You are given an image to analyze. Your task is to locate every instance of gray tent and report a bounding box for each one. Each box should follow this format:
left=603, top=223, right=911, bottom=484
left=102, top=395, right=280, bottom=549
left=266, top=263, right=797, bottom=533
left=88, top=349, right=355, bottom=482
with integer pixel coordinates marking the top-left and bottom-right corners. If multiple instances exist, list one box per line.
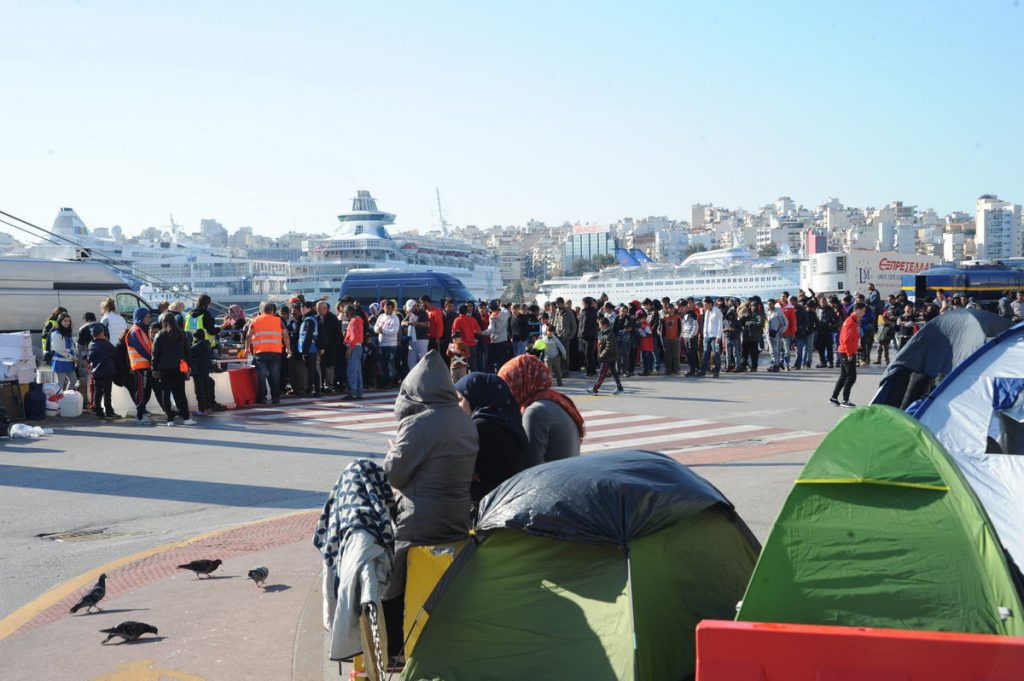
left=873, top=309, right=1012, bottom=409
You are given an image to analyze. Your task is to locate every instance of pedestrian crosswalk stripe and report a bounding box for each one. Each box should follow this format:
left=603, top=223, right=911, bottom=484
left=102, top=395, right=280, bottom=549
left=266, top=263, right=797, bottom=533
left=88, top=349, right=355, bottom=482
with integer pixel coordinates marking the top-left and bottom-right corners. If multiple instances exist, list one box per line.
left=581, top=424, right=767, bottom=453
left=231, top=394, right=820, bottom=462
left=584, top=419, right=711, bottom=439
left=583, top=414, right=663, bottom=427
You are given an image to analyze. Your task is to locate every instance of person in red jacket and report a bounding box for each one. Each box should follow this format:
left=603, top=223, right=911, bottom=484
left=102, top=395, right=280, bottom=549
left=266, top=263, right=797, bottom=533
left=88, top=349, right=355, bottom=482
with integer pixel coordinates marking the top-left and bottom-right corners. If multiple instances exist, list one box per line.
left=780, top=292, right=798, bottom=371
left=451, top=303, right=480, bottom=354
left=830, top=302, right=867, bottom=408
left=420, top=295, right=444, bottom=352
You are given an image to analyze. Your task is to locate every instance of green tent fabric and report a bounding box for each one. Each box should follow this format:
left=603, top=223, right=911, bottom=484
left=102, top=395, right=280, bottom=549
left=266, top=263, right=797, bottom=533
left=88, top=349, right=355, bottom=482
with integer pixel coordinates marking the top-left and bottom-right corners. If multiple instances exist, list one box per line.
left=400, top=450, right=760, bottom=681
left=737, top=405, right=1024, bottom=635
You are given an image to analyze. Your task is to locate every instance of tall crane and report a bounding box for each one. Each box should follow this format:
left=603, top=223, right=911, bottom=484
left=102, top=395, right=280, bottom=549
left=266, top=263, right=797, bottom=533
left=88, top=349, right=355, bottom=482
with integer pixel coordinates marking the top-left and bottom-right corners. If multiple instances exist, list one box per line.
left=435, top=187, right=450, bottom=237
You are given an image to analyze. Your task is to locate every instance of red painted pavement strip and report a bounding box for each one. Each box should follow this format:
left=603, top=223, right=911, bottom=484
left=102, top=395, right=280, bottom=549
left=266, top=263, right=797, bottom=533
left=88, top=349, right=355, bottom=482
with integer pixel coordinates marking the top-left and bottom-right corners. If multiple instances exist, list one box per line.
left=14, top=509, right=319, bottom=637
left=667, top=433, right=824, bottom=466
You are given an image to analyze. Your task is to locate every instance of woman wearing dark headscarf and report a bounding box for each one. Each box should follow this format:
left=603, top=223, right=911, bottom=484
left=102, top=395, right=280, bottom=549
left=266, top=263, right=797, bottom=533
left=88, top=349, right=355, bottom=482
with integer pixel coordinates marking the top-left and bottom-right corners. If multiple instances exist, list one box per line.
left=454, top=372, right=532, bottom=502
left=498, top=354, right=585, bottom=466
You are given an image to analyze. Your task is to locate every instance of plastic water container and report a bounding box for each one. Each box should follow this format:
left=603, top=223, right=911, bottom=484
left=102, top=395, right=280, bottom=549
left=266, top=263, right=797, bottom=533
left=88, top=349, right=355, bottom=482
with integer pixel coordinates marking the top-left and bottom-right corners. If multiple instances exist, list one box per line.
left=43, top=383, right=61, bottom=415
left=24, top=389, right=46, bottom=420
left=59, top=390, right=83, bottom=417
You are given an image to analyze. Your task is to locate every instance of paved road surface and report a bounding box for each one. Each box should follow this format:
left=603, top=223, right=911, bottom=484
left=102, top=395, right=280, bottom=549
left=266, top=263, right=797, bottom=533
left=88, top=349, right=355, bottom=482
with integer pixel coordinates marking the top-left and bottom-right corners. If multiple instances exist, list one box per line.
left=0, top=364, right=881, bottom=619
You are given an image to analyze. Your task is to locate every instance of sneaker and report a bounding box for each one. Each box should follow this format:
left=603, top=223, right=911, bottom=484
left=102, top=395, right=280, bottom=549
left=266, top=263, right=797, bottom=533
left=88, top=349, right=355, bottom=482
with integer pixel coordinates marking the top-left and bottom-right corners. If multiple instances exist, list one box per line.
left=829, top=397, right=840, bottom=406
left=841, top=401, right=856, bottom=408
left=105, top=412, right=121, bottom=419
left=590, top=387, right=599, bottom=394
left=613, top=388, right=624, bottom=394
left=138, top=414, right=154, bottom=425
left=166, top=420, right=176, bottom=427
left=182, top=419, right=198, bottom=426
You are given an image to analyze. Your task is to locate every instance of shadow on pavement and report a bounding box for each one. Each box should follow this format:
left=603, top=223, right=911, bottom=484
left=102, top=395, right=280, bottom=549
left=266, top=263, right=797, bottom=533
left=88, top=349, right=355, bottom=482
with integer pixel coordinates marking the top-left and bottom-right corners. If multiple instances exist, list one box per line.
left=262, top=584, right=291, bottom=593
left=0, top=464, right=326, bottom=508
left=53, top=429, right=379, bottom=458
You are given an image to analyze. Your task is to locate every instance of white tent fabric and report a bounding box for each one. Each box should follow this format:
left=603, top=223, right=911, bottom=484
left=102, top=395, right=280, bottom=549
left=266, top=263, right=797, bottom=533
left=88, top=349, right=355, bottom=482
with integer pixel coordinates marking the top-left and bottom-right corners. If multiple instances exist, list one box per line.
left=915, top=324, right=1024, bottom=573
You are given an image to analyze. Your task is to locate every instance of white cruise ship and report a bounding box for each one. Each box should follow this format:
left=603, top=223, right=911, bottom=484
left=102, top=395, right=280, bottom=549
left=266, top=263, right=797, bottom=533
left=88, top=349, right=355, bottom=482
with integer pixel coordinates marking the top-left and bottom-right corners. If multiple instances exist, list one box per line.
left=287, top=190, right=503, bottom=301
left=25, top=208, right=289, bottom=310
left=536, top=247, right=802, bottom=305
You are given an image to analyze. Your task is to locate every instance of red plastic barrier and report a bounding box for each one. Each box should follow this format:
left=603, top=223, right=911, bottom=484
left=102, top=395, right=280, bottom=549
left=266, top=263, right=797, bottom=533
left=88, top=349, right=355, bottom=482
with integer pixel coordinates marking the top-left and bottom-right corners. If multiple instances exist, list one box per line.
left=227, top=367, right=258, bottom=407
left=696, top=620, right=1024, bottom=681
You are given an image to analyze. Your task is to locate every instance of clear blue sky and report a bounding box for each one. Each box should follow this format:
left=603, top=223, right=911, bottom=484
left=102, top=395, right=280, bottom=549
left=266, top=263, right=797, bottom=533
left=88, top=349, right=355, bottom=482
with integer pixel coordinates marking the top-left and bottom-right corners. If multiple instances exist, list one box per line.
left=1, top=1, right=1021, bottom=238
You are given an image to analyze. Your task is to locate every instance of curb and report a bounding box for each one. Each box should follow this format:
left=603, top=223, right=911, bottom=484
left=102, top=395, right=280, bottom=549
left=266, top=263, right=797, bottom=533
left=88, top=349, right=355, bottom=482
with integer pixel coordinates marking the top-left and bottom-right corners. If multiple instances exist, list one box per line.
left=0, top=508, right=318, bottom=642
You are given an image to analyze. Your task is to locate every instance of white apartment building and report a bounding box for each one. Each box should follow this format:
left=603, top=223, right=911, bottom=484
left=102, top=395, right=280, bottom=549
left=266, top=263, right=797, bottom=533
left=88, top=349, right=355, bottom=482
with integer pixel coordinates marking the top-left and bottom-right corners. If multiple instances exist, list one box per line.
left=944, top=232, right=966, bottom=262
left=975, top=194, right=1022, bottom=260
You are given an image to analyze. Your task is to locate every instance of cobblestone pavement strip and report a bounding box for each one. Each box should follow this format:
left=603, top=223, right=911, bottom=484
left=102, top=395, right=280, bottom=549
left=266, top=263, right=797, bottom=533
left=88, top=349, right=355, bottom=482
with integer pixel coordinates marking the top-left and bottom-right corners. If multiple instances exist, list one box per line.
left=6, top=510, right=319, bottom=638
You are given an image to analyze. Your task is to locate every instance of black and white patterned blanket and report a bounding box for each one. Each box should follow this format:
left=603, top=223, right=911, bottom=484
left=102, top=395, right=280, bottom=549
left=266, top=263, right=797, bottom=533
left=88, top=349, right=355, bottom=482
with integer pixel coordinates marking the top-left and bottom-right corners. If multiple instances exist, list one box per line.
left=313, top=459, right=397, bottom=573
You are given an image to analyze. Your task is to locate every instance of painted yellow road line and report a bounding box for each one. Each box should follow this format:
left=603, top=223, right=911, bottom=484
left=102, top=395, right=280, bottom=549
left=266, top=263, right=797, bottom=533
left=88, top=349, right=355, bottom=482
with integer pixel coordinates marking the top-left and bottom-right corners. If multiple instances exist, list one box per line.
left=0, top=509, right=314, bottom=642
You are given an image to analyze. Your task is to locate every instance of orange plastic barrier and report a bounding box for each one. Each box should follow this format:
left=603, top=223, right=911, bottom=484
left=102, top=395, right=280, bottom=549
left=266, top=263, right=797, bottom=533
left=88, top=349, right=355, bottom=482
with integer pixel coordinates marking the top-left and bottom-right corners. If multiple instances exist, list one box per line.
left=696, top=620, right=1024, bottom=681
left=227, top=367, right=258, bottom=406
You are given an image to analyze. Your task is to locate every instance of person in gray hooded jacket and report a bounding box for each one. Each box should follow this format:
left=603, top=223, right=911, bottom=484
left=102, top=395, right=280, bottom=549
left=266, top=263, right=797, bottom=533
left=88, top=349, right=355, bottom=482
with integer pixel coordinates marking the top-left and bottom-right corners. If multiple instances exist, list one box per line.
left=382, top=349, right=478, bottom=657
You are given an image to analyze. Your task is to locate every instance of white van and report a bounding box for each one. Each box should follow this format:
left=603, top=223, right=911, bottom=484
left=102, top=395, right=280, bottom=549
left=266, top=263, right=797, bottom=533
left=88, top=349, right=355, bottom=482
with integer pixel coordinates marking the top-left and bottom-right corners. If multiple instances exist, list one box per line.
left=0, top=257, right=152, bottom=354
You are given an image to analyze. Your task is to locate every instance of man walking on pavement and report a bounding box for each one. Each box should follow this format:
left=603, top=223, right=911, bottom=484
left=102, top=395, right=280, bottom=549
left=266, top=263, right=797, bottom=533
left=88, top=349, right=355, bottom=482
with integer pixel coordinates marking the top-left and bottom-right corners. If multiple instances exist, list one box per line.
left=831, top=302, right=867, bottom=408
left=247, top=301, right=289, bottom=405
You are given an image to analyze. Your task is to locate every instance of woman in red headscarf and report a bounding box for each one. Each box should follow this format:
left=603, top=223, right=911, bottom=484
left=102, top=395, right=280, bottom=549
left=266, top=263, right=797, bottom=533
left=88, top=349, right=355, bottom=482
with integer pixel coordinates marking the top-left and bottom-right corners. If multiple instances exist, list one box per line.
left=498, top=354, right=585, bottom=466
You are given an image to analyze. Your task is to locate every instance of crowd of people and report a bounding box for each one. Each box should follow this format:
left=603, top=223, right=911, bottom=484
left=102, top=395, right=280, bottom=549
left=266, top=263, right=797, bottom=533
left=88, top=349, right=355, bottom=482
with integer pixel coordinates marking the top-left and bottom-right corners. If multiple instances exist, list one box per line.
left=40, top=284, right=1024, bottom=427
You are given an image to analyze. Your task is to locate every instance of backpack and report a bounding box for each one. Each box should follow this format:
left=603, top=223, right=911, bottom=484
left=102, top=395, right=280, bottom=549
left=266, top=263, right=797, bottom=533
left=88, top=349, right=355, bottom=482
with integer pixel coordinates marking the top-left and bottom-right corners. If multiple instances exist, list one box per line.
left=112, top=339, right=131, bottom=387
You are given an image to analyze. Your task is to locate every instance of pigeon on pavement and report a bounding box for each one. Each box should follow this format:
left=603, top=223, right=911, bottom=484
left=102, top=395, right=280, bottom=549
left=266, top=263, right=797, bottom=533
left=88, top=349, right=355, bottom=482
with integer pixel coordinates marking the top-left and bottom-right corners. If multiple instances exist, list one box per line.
left=176, top=559, right=222, bottom=578
left=247, top=567, right=269, bottom=587
left=100, top=621, right=159, bottom=644
left=69, top=574, right=107, bottom=614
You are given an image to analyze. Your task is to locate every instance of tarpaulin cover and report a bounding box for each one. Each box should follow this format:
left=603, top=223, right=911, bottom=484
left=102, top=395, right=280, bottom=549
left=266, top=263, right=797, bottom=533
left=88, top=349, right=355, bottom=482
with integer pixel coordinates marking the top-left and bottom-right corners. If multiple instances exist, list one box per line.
left=874, top=309, right=1012, bottom=407
left=737, top=406, right=1024, bottom=636
left=474, top=449, right=734, bottom=547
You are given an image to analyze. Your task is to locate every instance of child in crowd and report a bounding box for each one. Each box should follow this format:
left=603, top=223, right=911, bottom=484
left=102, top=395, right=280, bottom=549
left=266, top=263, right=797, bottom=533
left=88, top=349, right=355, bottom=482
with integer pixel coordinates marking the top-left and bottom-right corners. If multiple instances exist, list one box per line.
left=591, top=316, right=624, bottom=394
left=87, top=323, right=118, bottom=419
left=191, top=328, right=215, bottom=415
left=148, top=321, right=167, bottom=413
left=538, top=326, right=567, bottom=387
left=636, top=310, right=654, bottom=376
left=447, top=330, right=470, bottom=382
left=77, top=312, right=97, bottom=410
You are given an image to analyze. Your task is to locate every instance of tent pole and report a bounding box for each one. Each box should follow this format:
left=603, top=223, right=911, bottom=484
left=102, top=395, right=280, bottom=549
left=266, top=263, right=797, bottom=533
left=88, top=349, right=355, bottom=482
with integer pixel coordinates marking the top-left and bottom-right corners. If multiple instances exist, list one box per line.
left=626, top=552, right=640, bottom=680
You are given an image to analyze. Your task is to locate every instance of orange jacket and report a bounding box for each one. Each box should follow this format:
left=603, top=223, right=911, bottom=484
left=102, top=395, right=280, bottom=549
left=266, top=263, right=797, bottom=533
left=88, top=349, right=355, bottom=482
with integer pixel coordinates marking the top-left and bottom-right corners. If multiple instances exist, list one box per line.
left=250, top=313, right=285, bottom=354
left=838, top=314, right=860, bottom=356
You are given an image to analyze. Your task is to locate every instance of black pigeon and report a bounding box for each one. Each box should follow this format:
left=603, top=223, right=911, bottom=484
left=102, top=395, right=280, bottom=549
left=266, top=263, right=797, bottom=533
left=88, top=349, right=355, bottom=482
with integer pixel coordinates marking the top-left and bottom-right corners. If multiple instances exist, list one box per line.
left=100, top=621, right=158, bottom=644
left=69, top=573, right=107, bottom=614
left=247, top=567, right=269, bottom=587
left=176, top=559, right=222, bottom=578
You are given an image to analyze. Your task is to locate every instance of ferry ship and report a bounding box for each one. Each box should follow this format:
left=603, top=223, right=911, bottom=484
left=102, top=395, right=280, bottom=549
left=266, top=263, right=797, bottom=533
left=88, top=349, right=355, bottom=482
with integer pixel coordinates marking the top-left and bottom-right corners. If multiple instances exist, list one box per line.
left=23, top=208, right=288, bottom=310
left=536, top=247, right=803, bottom=305
left=287, top=190, right=503, bottom=301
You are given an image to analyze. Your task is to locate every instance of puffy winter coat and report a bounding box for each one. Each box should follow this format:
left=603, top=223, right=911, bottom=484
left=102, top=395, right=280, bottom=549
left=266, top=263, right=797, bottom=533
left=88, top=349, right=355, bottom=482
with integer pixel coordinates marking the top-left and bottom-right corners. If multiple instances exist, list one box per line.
left=384, top=351, right=478, bottom=549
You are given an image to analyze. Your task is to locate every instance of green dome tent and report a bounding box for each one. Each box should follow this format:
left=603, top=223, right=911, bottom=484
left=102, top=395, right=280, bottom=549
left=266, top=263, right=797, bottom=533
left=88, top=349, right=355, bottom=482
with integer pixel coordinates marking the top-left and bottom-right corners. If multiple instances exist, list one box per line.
left=737, top=405, right=1024, bottom=635
left=401, top=450, right=760, bottom=681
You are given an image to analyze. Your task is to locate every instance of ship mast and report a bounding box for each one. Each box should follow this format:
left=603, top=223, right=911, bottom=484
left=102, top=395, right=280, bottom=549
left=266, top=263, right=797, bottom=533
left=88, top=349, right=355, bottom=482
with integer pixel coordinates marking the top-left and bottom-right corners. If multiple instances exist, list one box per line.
left=435, top=187, right=450, bottom=237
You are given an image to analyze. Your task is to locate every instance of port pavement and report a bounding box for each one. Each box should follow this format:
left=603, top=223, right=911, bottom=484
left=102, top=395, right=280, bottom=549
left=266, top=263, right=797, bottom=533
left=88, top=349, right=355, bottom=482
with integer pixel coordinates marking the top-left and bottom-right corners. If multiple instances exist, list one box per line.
left=0, top=364, right=881, bottom=679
